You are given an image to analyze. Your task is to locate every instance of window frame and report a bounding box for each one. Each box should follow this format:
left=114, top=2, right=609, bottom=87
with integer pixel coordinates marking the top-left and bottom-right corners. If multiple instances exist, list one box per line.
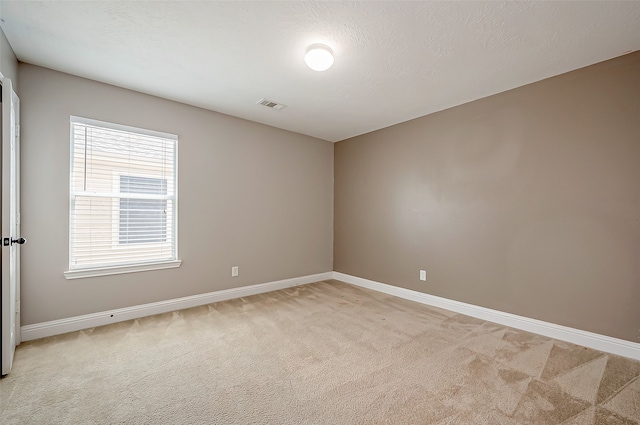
left=64, top=116, right=181, bottom=280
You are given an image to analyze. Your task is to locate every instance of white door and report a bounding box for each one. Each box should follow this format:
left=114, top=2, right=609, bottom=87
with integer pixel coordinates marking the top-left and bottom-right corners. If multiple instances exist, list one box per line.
left=1, top=76, right=22, bottom=376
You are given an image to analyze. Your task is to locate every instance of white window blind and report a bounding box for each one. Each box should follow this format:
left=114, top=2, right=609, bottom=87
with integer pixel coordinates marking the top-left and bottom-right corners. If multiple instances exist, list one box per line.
left=68, top=116, right=178, bottom=273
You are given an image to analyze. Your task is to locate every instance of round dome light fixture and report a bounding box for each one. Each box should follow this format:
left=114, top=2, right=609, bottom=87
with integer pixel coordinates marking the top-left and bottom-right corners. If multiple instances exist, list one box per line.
left=305, top=44, right=334, bottom=71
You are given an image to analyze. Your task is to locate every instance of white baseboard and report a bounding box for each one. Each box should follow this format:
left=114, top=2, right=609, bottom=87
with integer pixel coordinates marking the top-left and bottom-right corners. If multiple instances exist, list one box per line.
left=333, top=272, right=640, bottom=361
left=22, top=270, right=640, bottom=361
left=21, top=272, right=333, bottom=341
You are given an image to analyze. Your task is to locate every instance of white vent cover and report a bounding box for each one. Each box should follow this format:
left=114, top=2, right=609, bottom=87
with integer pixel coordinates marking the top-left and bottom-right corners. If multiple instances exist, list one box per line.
left=257, top=98, right=287, bottom=111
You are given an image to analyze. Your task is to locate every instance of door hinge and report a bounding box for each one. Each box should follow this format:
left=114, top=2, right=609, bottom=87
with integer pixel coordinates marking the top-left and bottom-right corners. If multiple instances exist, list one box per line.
left=16, top=301, right=20, bottom=313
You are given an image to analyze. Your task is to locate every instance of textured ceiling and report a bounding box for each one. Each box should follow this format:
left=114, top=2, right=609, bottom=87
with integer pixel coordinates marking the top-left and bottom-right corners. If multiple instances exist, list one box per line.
left=1, top=1, right=639, bottom=142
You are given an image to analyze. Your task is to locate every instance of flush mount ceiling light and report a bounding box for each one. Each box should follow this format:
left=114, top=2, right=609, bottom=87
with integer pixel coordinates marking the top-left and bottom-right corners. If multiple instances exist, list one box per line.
left=304, top=44, right=334, bottom=71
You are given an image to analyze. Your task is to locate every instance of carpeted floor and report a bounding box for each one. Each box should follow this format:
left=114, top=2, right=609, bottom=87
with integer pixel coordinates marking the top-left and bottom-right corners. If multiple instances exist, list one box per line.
left=1, top=280, right=638, bottom=424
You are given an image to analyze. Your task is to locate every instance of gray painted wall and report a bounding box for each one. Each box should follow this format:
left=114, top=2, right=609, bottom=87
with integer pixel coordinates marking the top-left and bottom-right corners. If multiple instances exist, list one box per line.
left=0, top=26, right=18, bottom=87
left=334, top=52, right=640, bottom=343
left=19, top=64, right=334, bottom=325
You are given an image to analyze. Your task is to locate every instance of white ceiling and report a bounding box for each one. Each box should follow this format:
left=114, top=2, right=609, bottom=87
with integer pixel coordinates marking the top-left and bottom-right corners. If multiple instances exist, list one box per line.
left=1, top=1, right=639, bottom=142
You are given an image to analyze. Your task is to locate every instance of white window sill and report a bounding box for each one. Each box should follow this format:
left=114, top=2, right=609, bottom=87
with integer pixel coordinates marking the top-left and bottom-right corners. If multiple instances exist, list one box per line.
left=64, top=260, right=182, bottom=280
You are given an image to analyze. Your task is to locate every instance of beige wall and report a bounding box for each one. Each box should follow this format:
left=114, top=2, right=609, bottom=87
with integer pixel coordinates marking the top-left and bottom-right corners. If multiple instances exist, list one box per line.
left=19, top=64, right=333, bottom=325
left=0, top=26, right=18, bottom=87
left=334, top=52, right=640, bottom=343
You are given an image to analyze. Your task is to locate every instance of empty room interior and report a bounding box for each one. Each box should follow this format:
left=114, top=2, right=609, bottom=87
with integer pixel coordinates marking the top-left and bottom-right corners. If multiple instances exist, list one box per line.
left=1, top=1, right=639, bottom=424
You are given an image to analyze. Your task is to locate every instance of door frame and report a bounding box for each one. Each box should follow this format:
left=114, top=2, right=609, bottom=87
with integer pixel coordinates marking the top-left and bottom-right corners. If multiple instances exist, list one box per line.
left=1, top=72, right=21, bottom=376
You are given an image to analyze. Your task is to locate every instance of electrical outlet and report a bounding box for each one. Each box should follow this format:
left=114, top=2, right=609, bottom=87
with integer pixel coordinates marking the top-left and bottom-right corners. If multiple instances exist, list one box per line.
left=419, top=270, right=427, bottom=281
left=231, top=266, right=239, bottom=277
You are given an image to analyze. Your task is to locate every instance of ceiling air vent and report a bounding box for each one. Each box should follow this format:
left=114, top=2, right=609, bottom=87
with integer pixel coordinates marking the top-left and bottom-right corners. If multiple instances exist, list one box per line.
left=257, top=98, right=287, bottom=111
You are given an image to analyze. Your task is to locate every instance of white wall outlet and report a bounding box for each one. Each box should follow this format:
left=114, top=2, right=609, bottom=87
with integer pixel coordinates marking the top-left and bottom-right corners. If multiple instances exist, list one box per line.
left=419, top=270, right=427, bottom=281
left=231, top=266, right=239, bottom=277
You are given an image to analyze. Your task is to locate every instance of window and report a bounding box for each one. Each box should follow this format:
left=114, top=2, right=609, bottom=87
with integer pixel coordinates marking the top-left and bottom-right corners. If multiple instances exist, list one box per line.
left=119, top=175, right=167, bottom=245
left=65, top=116, right=180, bottom=279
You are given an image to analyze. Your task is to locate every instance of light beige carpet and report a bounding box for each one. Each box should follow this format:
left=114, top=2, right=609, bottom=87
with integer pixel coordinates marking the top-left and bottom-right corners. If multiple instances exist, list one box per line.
left=1, top=280, right=638, bottom=425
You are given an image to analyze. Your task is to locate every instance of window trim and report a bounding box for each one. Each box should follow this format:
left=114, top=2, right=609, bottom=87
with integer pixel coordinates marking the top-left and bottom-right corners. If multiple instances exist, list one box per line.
left=64, top=259, right=182, bottom=280
left=66, top=116, right=180, bottom=279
